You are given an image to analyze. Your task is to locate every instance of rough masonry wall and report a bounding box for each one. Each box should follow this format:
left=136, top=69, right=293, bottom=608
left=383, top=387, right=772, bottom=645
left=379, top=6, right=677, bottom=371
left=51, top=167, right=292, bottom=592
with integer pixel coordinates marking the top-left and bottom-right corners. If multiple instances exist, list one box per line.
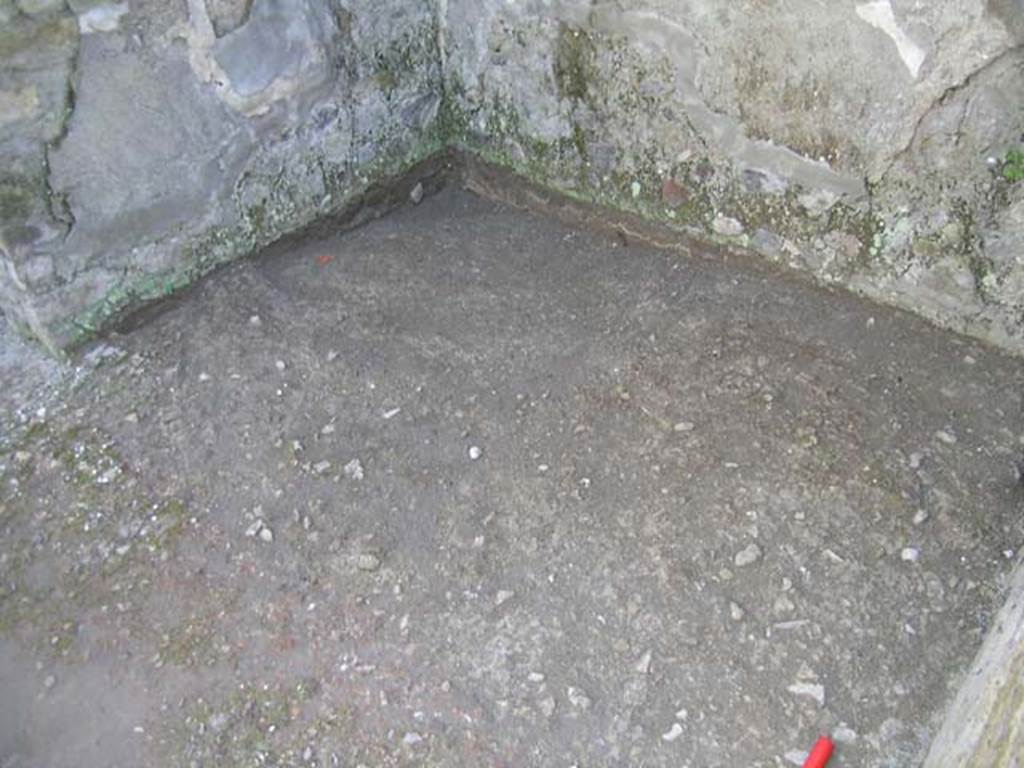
left=443, top=0, right=1024, bottom=353
left=0, top=0, right=443, bottom=353
left=2, top=0, right=1023, bottom=356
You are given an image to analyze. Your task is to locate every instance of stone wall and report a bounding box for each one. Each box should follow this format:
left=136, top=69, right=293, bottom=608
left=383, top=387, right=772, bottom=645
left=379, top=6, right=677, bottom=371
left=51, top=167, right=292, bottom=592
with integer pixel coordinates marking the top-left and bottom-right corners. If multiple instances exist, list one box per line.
left=2, top=0, right=1023, bottom=356
left=443, top=0, right=1024, bottom=354
left=0, top=0, right=443, bottom=353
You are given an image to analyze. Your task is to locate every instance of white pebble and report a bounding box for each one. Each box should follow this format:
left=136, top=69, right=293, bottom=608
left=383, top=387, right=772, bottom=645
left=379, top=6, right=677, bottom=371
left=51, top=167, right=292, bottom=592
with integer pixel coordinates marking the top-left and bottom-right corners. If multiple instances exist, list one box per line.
left=833, top=724, right=858, bottom=743
left=468, top=445, right=483, bottom=461
left=661, top=723, right=684, bottom=742
left=567, top=686, right=591, bottom=710
left=258, top=527, right=274, bottom=543
left=785, top=750, right=810, bottom=766
left=913, top=509, right=929, bottom=525
left=787, top=682, right=825, bottom=707
left=344, top=459, right=364, bottom=480
left=712, top=215, right=744, bottom=237
left=935, top=430, right=957, bottom=445
left=734, top=543, right=763, bottom=568
left=356, top=553, right=381, bottom=572
left=901, top=547, right=920, bottom=563
left=634, top=650, right=652, bottom=674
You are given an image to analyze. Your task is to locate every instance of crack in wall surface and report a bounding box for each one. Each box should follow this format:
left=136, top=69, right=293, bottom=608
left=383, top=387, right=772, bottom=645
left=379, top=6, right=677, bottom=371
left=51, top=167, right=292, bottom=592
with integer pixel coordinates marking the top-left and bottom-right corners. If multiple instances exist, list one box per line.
left=879, top=43, right=1024, bottom=184
left=41, top=7, right=80, bottom=242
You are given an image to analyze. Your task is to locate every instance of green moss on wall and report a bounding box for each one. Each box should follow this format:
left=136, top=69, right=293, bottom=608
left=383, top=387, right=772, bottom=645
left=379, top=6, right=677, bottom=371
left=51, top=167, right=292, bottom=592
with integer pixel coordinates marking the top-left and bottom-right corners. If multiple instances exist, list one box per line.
left=0, top=173, right=39, bottom=226
left=57, top=128, right=445, bottom=350
left=369, top=19, right=439, bottom=96
left=452, top=16, right=892, bottom=292
left=553, top=22, right=597, bottom=104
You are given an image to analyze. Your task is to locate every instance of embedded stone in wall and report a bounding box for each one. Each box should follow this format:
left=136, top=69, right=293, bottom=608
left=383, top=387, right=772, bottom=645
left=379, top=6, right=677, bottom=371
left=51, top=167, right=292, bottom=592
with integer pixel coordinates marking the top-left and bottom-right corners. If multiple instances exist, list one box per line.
left=0, top=0, right=445, bottom=353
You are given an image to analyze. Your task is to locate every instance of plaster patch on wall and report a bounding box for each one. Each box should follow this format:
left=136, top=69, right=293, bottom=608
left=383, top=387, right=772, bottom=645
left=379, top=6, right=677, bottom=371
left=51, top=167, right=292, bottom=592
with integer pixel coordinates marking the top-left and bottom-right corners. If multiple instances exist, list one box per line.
left=78, top=3, right=129, bottom=35
left=856, top=1, right=926, bottom=78
left=180, top=0, right=332, bottom=118
left=0, top=86, right=41, bottom=127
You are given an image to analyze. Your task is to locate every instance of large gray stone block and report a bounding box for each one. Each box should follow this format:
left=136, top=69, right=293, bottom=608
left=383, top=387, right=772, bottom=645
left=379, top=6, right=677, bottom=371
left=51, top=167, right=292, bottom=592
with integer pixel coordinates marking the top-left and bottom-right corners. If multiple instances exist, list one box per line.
left=0, top=0, right=443, bottom=353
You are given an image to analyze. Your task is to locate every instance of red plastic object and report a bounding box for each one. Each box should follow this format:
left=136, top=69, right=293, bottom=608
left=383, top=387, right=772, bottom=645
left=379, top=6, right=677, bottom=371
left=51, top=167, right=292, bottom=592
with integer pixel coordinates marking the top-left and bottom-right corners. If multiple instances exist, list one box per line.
left=802, top=736, right=834, bottom=768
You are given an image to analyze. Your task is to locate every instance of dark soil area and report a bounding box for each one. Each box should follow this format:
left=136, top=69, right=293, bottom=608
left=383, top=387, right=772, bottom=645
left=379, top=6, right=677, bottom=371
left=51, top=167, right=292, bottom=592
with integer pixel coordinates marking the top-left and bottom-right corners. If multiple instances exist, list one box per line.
left=1, top=180, right=1022, bottom=767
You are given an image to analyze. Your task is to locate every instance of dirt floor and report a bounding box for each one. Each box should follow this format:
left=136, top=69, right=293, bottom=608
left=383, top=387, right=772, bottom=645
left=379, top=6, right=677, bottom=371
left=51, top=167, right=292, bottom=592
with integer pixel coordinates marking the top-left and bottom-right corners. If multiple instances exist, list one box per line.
left=1, top=181, right=1023, bottom=767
